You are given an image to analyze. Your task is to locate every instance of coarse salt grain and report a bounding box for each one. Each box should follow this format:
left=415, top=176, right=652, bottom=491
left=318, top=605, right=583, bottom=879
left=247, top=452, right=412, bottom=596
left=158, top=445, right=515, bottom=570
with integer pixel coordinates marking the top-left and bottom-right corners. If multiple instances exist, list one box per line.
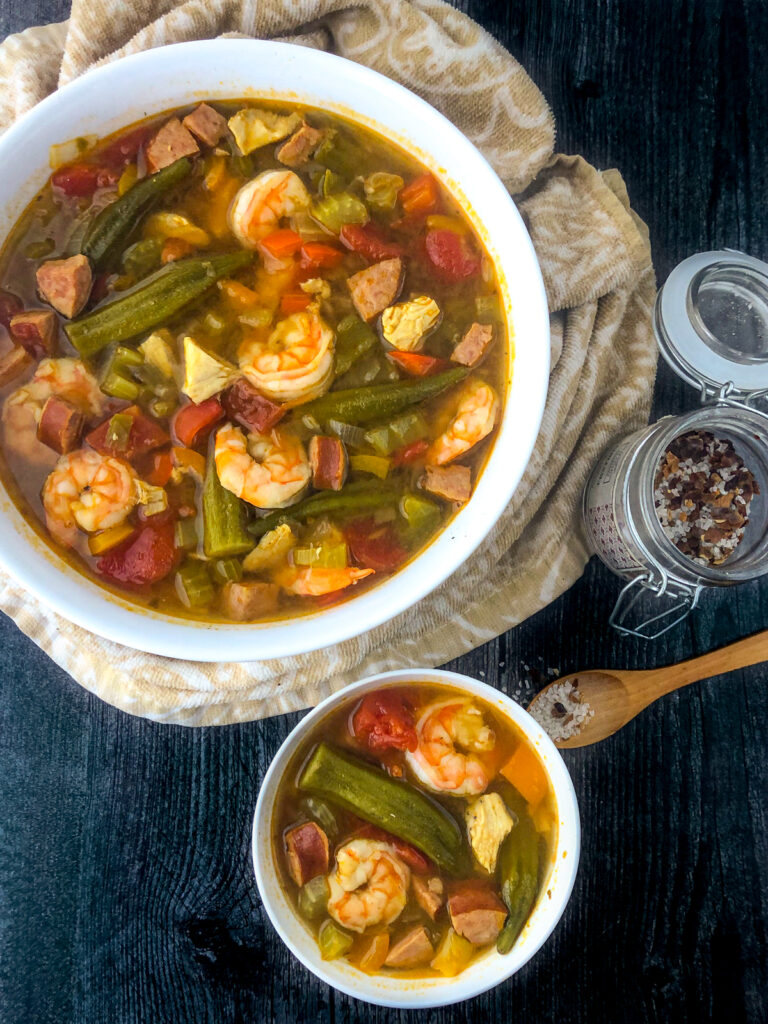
left=528, top=680, right=594, bottom=742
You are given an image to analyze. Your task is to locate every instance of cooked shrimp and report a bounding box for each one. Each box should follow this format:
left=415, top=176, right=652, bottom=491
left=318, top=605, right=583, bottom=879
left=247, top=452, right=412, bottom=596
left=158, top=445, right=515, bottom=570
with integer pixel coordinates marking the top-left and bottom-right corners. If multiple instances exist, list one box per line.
left=228, top=170, right=310, bottom=249
left=327, top=839, right=410, bottom=933
left=3, top=357, right=106, bottom=464
left=42, top=448, right=137, bottom=548
left=214, top=423, right=310, bottom=509
left=272, top=565, right=374, bottom=596
left=405, top=699, right=495, bottom=796
left=427, top=378, right=499, bottom=466
left=239, top=305, right=334, bottom=404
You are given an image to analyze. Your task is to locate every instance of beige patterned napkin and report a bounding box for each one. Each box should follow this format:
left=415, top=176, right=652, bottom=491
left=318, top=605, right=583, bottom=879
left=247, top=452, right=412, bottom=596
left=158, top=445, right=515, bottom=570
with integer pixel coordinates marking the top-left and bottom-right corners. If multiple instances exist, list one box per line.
left=0, top=0, right=656, bottom=725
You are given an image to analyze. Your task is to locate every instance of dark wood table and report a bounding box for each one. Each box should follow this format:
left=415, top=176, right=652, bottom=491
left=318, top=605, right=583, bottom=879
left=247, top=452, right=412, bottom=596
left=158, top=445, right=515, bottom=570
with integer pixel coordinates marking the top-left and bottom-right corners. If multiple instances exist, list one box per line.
left=1, top=2, right=766, bottom=1021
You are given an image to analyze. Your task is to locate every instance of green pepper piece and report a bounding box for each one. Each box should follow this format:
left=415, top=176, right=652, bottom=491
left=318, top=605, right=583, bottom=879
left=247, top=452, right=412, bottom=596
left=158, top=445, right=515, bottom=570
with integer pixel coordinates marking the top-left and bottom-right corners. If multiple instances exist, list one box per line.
left=174, top=517, right=199, bottom=552
left=333, top=315, right=377, bottom=378
left=400, top=493, right=442, bottom=540
left=122, top=238, right=163, bottom=280
left=202, top=446, right=253, bottom=559
left=298, top=796, right=339, bottom=839
left=313, top=131, right=360, bottom=177
left=247, top=482, right=397, bottom=539
left=301, top=367, right=468, bottom=426
left=297, top=876, right=330, bottom=922
left=174, top=561, right=215, bottom=608
left=298, top=742, right=469, bottom=874
left=81, top=157, right=193, bottom=271
left=211, top=557, right=244, bottom=583
left=105, top=412, right=134, bottom=451
left=310, top=193, right=368, bottom=234
left=66, top=251, right=252, bottom=357
left=495, top=780, right=540, bottom=955
left=317, top=919, right=353, bottom=960
left=364, top=409, right=429, bottom=456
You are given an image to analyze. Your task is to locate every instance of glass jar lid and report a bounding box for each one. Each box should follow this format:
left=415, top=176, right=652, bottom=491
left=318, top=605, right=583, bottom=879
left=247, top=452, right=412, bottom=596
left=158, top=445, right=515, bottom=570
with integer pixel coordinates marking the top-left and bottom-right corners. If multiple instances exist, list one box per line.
left=654, top=249, right=768, bottom=397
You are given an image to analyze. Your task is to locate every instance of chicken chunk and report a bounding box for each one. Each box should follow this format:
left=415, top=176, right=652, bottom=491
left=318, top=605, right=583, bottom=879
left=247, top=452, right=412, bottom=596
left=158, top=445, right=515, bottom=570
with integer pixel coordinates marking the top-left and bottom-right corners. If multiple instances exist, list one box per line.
left=276, top=122, right=325, bottom=167
left=36, top=254, right=92, bottom=319
left=422, top=464, right=472, bottom=503
left=182, top=103, right=228, bottom=147
left=220, top=581, right=280, bottom=621
left=384, top=926, right=434, bottom=968
left=145, top=118, right=199, bottom=173
left=347, top=257, right=403, bottom=321
left=9, top=310, right=57, bottom=358
left=451, top=322, right=494, bottom=368
left=448, top=881, right=507, bottom=945
left=464, top=792, right=515, bottom=873
left=284, top=822, right=330, bottom=886
left=381, top=295, right=441, bottom=352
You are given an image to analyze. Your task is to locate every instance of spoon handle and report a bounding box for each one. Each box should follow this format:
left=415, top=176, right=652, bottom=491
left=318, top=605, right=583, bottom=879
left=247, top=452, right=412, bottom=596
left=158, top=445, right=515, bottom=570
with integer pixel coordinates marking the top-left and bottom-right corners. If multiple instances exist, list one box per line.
left=633, top=629, right=768, bottom=700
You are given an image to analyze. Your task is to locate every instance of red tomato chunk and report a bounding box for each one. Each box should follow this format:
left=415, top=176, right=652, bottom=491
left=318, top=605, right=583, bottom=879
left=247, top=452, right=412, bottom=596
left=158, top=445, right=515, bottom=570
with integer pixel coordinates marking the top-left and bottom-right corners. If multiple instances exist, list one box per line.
left=425, top=229, right=481, bottom=281
left=339, top=223, right=402, bottom=262
left=352, top=690, right=418, bottom=753
left=171, top=397, right=225, bottom=449
left=97, top=520, right=178, bottom=586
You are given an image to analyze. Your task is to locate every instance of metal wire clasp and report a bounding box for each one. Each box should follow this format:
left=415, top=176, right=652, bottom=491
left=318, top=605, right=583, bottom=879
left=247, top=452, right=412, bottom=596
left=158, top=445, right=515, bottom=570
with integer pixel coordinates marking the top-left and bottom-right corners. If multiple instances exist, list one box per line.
left=608, top=571, right=702, bottom=640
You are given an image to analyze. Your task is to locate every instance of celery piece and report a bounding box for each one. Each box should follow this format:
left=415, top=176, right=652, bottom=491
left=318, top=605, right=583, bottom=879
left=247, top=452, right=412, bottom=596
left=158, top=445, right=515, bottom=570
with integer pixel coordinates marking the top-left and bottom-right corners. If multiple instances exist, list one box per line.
left=364, top=409, right=428, bottom=456
left=318, top=169, right=346, bottom=197
left=299, top=796, right=339, bottom=838
left=211, top=557, right=244, bottom=584
left=318, top=919, right=353, bottom=961
left=475, top=294, right=502, bottom=322
left=292, top=542, right=348, bottom=568
left=333, top=315, right=377, bottom=378
left=175, top=561, right=215, bottom=608
left=401, top=494, right=441, bottom=538
left=298, top=876, right=330, bottom=922
left=310, top=193, right=368, bottom=234
left=363, top=171, right=404, bottom=211
left=313, top=131, right=360, bottom=177
left=202, top=448, right=253, bottom=558
left=174, top=517, right=198, bottom=551
left=101, top=372, right=140, bottom=402
left=349, top=454, right=390, bottom=479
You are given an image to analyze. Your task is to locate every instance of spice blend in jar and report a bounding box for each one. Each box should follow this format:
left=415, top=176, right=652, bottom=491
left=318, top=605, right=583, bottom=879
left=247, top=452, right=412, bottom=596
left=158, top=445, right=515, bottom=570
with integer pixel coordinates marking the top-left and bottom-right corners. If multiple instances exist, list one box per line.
left=654, top=429, right=759, bottom=566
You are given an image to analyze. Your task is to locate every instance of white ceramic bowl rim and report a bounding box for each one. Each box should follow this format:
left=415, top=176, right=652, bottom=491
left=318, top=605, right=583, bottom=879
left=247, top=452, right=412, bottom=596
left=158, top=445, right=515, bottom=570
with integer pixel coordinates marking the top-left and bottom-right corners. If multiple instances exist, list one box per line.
left=0, top=40, right=550, bottom=661
left=253, top=669, right=580, bottom=1009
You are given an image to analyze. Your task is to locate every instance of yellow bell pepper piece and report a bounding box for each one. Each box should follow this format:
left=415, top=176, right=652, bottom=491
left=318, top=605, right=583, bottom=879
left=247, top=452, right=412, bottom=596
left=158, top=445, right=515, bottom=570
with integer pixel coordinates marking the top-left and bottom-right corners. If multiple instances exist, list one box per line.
left=88, top=522, right=136, bottom=555
left=430, top=928, right=474, bottom=977
left=143, top=211, right=211, bottom=247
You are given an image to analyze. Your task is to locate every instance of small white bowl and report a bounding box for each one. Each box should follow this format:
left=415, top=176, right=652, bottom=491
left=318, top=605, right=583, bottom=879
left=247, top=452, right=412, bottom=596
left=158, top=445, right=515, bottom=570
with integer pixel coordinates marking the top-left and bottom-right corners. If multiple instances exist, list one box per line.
left=0, top=39, right=549, bottom=661
left=253, top=669, right=580, bottom=1008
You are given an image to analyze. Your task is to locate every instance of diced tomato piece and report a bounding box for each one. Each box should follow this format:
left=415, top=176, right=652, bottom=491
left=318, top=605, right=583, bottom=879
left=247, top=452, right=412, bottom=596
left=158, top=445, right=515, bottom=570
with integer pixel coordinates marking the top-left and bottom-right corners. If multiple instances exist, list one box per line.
left=355, top=824, right=433, bottom=874
left=425, top=229, right=481, bottom=281
left=0, top=291, right=23, bottom=329
left=96, top=519, right=179, bottom=587
left=222, top=379, right=285, bottom=434
left=99, top=127, right=150, bottom=170
left=352, top=690, right=418, bottom=753
left=86, top=406, right=170, bottom=460
left=399, top=173, right=439, bottom=216
left=346, top=517, right=409, bottom=573
left=171, top=397, right=225, bottom=449
left=392, top=438, right=430, bottom=467
left=261, top=228, right=303, bottom=259
left=387, top=351, right=449, bottom=377
left=279, top=292, right=312, bottom=314
left=339, top=223, right=403, bottom=262
left=299, top=242, right=344, bottom=270
left=142, top=448, right=173, bottom=487
left=51, top=163, right=101, bottom=198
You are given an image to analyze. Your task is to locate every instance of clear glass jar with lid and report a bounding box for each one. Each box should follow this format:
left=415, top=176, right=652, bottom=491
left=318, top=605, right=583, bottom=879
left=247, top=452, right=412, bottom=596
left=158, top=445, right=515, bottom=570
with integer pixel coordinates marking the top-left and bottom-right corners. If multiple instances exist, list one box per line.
left=583, top=250, right=768, bottom=638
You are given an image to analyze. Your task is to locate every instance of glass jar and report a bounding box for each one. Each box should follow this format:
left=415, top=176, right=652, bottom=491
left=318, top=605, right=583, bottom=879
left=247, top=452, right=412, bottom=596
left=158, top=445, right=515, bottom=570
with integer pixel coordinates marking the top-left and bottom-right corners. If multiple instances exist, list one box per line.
left=583, top=250, right=768, bottom=638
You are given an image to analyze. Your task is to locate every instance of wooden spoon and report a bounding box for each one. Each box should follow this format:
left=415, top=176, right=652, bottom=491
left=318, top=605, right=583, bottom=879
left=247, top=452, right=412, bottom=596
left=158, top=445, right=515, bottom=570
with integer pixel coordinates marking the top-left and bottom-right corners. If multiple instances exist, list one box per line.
left=528, top=630, right=768, bottom=748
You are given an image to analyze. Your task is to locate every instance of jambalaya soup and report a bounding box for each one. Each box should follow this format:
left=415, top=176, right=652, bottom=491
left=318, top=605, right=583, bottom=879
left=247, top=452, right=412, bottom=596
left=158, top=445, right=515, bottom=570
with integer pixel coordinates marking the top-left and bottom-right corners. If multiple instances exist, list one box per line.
left=0, top=101, right=507, bottom=621
left=273, top=684, right=556, bottom=977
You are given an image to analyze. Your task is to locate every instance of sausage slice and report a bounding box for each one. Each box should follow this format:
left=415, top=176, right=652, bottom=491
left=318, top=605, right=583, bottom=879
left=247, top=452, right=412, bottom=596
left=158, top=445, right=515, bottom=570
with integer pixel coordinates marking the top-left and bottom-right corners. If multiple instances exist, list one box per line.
left=145, top=118, right=200, bottom=173
left=9, top=310, right=57, bottom=358
left=447, top=881, right=507, bottom=945
left=220, top=581, right=280, bottom=621
left=309, top=436, right=348, bottom=491
left=422, top=464, right=472, bottom=503
left=284, top=822, right=330, bottom=886
left=384, top=925, right=434, bottom=968
left=182, top=103, right=228, bottom=147
left=276, top=122, right=325, bottom=168
left=0, top=346, right=32, bottom=387
left=347, top=258, right=403, bottom=321
left=412, top=875, right=444, bottom=919
left=37, top=396, right=85, bottom=454
left=451, top=322, right=494, bottom=368
left=36, top=254, right=92, bottom=319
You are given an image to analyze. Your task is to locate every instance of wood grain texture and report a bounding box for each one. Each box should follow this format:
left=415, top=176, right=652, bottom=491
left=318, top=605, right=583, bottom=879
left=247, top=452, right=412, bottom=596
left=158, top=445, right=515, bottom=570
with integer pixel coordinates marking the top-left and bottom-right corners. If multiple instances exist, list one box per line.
left=0, top=1, right=767, bottom=1022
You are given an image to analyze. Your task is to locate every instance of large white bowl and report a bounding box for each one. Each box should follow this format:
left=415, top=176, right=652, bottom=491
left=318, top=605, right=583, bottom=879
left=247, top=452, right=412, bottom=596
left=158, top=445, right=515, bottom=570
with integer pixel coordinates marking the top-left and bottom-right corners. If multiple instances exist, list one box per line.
left=0, top=40, right=549, bottom=661
left=253, top=669, right=580, bottom=1008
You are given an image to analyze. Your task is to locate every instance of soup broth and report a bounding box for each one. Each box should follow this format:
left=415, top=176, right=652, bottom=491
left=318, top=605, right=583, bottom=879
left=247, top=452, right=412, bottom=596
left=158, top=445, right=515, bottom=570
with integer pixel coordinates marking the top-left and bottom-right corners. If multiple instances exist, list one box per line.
left=0, top=101, right=507, bottom=621
left=273, top=683, right=556, bottom=978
